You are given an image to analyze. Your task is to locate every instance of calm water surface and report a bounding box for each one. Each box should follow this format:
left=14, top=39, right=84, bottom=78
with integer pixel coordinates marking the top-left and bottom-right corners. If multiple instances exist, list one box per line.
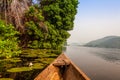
left=64, top=46, right=120, bottom=80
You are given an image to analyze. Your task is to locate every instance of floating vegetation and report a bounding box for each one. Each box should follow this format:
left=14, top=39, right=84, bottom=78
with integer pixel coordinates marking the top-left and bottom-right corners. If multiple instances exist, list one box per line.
left=0, top=49, right=60, bottom=79
left=40, top=58, right=55, bottom=64
left=7, top=63, right=45, bottom=72
left=0, top=58, right=21, bottom=63
left=0, top=78, right=13, bottom=80
left=6, top=49, right=59, bottom=73
left=35, top=57, right=55, bottom=63
left=10, top=59, right=21, bottom=63
left=3, top=64, right=13, bottom=69
left=7, top=67, right=32, bottom=73
left=22, top=49, right=46, bottom=55
left=20, top=49, right=59, bottom=59
left=7, top=58, right=21, bottom=63
left=21, top=53, right=38, bottom=58
left=32, top=63, right=44, bottom=69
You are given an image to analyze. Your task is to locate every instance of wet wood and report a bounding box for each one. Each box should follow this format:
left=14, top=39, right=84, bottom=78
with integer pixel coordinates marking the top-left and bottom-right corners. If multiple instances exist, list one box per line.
left=34, top=53, right=90, bottom=80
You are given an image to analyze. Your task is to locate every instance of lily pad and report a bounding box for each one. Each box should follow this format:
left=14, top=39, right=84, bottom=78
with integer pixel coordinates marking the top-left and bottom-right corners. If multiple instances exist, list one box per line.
left=10, top=58, right=21, bottom=63
left=35, top=58, right=55, bottom=64
left=3, top=58, right=21, bottom=63
left=4, top=64, right=13, bottom=68
left=32, top=63, right=44, bottom=69
left=0, top=78, right=13, bottom=80
left=7, top=67, right=32, bottom=72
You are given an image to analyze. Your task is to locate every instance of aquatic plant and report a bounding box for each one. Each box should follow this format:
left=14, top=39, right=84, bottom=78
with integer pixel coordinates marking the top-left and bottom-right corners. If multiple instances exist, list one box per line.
left=32, top=63, right=44, bottom=69
left=0, top=78, right=13, bottom=80
left=7, top=67, right=33, bottom=72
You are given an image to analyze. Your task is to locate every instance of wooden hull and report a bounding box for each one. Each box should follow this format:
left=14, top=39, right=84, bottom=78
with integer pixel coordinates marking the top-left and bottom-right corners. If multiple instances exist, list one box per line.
left=34, top=53, right=90, bottom=80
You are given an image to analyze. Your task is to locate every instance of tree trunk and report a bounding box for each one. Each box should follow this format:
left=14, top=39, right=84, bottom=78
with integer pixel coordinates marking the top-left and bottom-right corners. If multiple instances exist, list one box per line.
left=0, top=0, right=31, bottom=33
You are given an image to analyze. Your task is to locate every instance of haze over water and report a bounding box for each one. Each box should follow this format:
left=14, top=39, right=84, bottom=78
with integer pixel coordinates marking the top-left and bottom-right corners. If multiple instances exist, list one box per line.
left=65, top=46, right=120, bottom=80
left=68, top=0, right=120, bottom=44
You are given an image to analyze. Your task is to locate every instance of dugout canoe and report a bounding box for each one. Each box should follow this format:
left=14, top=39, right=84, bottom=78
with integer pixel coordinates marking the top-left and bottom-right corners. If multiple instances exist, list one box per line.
left=34, top=53, right=90, bottom=80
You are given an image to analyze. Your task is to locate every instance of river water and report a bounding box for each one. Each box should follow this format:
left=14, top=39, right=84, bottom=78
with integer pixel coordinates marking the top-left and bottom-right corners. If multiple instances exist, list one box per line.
left=64, top=46, right=120, bottom=80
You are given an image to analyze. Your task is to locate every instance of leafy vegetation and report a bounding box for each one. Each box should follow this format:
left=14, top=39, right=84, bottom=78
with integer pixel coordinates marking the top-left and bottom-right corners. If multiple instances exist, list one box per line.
left=0, top=0, right=78, bottom=79
left=21, top=6, right=48, bottom=48
left=0, top=0, right=78, bottom=53
left=0, top=20, right=21, bottom=58
left=17, top=0, right=78, bottom=50
left=39, top=0, right=79, bottom=49
left=0, top=49, right=59, bottom=79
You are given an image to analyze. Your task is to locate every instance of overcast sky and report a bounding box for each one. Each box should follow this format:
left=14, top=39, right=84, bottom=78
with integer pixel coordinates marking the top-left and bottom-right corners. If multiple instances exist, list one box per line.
left=67, top=0, right=120, bottom=44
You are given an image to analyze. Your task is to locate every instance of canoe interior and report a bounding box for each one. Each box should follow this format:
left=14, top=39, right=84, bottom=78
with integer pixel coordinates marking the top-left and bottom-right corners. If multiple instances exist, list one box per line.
left=34, top=53, right=90, bottom=80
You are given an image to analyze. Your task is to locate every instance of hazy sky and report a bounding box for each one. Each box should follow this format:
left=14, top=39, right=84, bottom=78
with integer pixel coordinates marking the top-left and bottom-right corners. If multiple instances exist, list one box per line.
left=67, top=0, right=120, bottom=44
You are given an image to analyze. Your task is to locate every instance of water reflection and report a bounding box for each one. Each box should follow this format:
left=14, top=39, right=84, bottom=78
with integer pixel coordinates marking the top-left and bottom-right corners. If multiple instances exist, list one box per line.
left=64, top=46, right=120, bottom=80
left=90, top=48, right=120, bottom=64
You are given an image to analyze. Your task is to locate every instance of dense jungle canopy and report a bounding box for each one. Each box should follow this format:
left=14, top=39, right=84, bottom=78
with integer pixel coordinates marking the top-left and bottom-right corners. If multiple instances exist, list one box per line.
left=0, top=0, right=78, bottom=58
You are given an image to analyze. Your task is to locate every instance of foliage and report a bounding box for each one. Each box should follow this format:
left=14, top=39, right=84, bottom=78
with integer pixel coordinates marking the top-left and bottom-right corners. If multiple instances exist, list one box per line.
left=0, top=0, right=79, bottom=79
left=23, top=0, right=78, bottom=50
left=0, top=0, right=78, bottom=55
left=25, top=6, right=44, bottom=22
left=19, top=6, right=47, bottom=48
left=39, top=0, right=78, bottom=49
left=44, top=22, right=70, bottom=49
left=0, top=49, right=59, bottom=79
left=0, top=20, right=21, bottom=58
left=40, top=0, right=78, bottom=30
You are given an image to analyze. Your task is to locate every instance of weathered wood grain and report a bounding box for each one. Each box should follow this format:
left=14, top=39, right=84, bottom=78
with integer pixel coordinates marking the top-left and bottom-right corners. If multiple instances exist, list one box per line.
left=34, top=53, right=90, bottom=80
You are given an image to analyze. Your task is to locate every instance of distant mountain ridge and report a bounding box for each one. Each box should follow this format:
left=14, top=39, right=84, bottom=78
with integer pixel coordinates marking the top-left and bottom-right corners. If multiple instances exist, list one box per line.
left=84, top=36, right=120, bottom=49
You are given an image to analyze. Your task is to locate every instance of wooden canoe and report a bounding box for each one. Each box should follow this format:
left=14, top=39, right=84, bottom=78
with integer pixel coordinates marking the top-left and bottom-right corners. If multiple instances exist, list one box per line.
left=34, top=53, right=90, bottom=80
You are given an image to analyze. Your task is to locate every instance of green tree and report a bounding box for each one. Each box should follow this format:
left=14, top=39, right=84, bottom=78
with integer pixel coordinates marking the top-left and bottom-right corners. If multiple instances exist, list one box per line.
left=40, top=0, right=78, bottom=30
left=39, top=0, right=78, bottom=49
left=22, top=6, right=48, bottom=48
left=0, top=20, right=21, bottom=58
left=0, top=0, right=78, bottom=51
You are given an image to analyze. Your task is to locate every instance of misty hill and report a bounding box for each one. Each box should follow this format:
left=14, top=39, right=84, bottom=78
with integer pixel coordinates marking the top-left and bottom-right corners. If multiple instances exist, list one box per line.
left=84, top=36, right=120, bottom=48
left=68, top=43, right=81, bottom=46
